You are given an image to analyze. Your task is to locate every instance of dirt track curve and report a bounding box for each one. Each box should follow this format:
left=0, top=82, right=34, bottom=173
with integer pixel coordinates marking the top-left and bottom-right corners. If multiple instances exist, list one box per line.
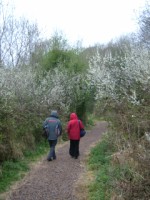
left=2, top=121, right=107, bottom=200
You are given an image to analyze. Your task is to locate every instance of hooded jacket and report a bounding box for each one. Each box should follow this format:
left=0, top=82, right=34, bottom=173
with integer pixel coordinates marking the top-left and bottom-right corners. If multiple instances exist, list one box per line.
left=43, top=110, right=62, bottom=140
left=67, top=113, right=84, bottom=140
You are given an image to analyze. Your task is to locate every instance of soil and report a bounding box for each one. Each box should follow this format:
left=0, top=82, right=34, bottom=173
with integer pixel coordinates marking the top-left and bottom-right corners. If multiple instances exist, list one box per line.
left=1, top=121, right=107, bottom=200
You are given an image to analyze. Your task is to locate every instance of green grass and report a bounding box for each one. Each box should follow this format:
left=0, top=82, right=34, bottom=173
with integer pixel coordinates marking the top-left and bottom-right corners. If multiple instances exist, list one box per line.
left=0, top=141, right=49, bottom=193
left=0, top=160, right=29, bottom=192
left=87, top=137, right=141, bottom=200
left=86, top=114, right=99, bottom=130
left=88, top=139, right=114, bottom=200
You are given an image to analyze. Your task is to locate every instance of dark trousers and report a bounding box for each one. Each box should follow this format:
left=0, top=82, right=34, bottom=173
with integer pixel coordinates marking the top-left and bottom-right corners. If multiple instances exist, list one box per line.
left=47, top=140, right=57, bottom=160
left=69, top=140, right=80, bottom=158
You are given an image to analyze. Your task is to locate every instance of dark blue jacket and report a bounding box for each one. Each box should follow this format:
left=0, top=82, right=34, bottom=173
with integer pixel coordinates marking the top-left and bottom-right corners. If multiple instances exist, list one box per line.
left=43, top=111, right=62, bottom=140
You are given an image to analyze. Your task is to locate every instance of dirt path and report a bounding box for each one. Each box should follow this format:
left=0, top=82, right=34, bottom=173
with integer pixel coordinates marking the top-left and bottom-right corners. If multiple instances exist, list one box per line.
left=2, top=121, right=107, bottom=200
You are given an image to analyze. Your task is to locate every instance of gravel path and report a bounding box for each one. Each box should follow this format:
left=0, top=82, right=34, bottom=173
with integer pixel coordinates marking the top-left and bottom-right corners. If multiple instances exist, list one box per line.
left=4, top=121, right=107, bottom=200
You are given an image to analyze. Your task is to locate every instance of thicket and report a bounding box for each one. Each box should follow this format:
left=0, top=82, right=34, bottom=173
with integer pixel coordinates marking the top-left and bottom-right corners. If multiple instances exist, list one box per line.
left=87, top=3, right=150, bottom=197
left=0, top=40, right=95, bottom=162
left=0, top=2, right=96, bottom=163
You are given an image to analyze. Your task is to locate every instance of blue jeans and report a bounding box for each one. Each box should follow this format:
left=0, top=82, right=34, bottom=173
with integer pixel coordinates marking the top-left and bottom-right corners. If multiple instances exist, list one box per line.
left=47, top=140, right=57, bottom=160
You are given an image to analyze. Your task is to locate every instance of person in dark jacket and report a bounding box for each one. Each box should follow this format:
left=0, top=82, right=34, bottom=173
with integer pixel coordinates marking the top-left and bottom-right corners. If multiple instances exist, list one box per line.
left=43, top=110, right=62, bottom=161
left=67, top=113, right=84, bottom=159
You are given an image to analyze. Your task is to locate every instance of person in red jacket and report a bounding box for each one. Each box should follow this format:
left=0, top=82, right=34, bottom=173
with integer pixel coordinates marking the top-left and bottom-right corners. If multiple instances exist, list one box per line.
left=67, top=113, right=84, bottom=159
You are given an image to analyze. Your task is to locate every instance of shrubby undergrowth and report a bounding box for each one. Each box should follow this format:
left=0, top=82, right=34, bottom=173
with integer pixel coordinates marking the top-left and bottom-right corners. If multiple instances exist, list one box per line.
left=0, top=48, right=93, bottom=162
left=88, top=38, right=150, bottom=199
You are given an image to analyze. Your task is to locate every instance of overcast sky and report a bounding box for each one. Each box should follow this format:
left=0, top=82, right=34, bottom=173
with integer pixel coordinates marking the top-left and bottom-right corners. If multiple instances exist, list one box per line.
left=12, top=0, right=147, bottom=47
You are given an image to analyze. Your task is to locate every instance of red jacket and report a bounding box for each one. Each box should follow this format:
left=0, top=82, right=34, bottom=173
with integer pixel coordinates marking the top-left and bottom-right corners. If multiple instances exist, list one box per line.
left=67, top=113, right=84, bottom=140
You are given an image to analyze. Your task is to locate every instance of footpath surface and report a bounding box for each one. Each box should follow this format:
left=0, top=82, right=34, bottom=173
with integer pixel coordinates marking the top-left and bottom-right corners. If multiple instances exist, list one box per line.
left=2, top=121, right=107, bottom=200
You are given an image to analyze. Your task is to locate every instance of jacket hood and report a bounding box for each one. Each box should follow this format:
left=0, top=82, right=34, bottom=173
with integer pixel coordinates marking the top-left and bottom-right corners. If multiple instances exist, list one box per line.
left=70, top=113, right=78, bottom=120
left=50, top=110, right=58, bottom=118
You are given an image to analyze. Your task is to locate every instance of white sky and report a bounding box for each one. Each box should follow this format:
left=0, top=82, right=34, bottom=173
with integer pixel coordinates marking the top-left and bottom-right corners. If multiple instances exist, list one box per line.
left=12, top=0, right=147, bottom=47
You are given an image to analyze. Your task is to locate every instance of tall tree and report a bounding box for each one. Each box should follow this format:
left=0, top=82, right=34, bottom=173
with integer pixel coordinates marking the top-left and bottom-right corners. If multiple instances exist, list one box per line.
left=138, top=2, right=150, bottom=49
left=0, top=0, right=41, bottom=67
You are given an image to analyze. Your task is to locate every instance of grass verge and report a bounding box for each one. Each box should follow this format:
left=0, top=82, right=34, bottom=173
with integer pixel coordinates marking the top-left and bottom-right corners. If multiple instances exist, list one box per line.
left=87, top=138, right=114, bottom=200
left=0, top=141, right=49, bottom=193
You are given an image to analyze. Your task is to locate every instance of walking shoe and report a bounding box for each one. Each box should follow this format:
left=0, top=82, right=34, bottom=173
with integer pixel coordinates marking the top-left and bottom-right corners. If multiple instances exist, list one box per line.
left=47, top=159, right=52, bottom=161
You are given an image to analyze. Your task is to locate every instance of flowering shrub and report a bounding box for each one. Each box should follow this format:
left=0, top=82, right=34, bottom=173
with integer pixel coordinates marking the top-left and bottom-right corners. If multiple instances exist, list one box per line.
left=88, top=44, right=150, bottom=104
left=87, top=41, right=150, bottom=199
left=0, top=63, right=91, bottom=161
